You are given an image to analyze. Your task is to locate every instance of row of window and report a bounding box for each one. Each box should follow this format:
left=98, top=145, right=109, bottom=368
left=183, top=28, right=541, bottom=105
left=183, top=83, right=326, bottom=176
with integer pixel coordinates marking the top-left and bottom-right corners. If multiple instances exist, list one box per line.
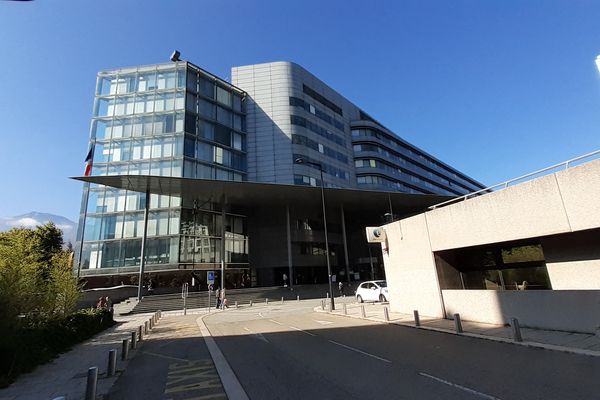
left=290, top=115, right=345, bottom=147
left=353, top=143, right=471, bottom=194
left=179, top=237, right=249, bottom=264
left=352, top=128, right=481, bottom=191
left=294, top=174, right=321, bottom=187
left=84, top=210, right=180, bottom=241
left=292, top=134, right=348, bottom=164
left=183, top=160, right=245, bottom=181
left=93, top=112, right=184, bottom=141
left=289, top=97, right=345, bottom=132
left=186, top=94, right=244, bottom=130
left=354, top=159, right=458, bottom=196
left=356, top=174, right=425, bottom=194
left=184, top=139, right=246, bottom=171
left=180, top=210, right=247, bottom=237
left=98, top=67, right=186, bottom=96
left=95, top=91, right=185, bottom=117
left=82, top=237, right=179, bottom=269
left=93, top=159, right=183, bottom=178
left=185, top=116, right=246, bottom=151
left=303, top=84, right=343, bottom=116
left=86, top=188, right=180, bottom=214
left=94, top=136, right=182, bottom=164
left=186, top=69, right=243, bottom=112
left=292, top=154, right=349, bottom=181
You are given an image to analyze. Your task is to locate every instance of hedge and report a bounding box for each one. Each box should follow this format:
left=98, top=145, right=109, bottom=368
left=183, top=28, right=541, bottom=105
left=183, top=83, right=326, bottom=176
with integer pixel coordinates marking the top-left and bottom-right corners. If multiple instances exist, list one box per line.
left=0, top=308, right=115, bottom=388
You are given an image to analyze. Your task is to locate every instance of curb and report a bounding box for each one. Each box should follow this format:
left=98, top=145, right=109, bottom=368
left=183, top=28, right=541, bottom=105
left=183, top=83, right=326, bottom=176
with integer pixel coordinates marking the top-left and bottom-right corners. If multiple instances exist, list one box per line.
left=314, top=306, right=600, bottom=358
left=196, top=314, right=250, bottom=400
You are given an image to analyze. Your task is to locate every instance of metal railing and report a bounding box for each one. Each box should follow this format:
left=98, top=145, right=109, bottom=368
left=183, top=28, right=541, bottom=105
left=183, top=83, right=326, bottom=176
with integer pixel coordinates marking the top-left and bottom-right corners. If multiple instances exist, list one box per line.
left=429, top=149, right=600, bottom=210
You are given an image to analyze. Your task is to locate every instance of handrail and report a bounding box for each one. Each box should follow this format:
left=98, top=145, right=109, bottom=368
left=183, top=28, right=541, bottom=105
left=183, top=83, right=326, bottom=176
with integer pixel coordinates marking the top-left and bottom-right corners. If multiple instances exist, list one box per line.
left=429, top=149, right=600, bottom=210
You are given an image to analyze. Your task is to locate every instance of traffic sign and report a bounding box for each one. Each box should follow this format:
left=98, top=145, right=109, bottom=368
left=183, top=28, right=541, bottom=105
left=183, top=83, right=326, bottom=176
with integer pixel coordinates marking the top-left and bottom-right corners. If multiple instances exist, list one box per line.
left=207, top=271, right=215, bottom=285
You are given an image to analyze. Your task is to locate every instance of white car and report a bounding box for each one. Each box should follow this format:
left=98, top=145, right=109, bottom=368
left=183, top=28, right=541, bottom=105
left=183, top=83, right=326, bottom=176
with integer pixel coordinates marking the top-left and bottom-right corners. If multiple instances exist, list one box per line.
left=355, top=280, right=389, bottom=303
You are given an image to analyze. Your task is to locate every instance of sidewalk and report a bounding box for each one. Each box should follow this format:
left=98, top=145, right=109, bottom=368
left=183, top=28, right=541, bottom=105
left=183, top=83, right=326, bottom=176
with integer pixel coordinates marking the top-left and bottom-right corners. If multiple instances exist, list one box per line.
left=317, top=298, right=600, bottom=357
left=0, top=313, right=156, bottom=400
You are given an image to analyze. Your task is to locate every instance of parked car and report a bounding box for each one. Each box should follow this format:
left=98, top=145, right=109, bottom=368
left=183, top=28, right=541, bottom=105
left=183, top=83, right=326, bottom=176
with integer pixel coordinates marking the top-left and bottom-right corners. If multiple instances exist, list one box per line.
left=355, top=280, right=389, bottom=303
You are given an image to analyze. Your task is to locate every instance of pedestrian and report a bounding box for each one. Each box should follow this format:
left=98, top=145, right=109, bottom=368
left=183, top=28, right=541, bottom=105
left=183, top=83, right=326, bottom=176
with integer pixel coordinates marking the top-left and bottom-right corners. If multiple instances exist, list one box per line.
left=283, top=273, right=288, bottom=288
left=338, top=281, right=345, bottom=297
left=220, top=288, right=226, bottom=309
left=216, top=287, right=221, bottom=309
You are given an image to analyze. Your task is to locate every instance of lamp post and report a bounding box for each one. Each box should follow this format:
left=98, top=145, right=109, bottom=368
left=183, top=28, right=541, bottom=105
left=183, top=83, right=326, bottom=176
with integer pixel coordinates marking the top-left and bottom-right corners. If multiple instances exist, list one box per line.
left=295, top=157, right=335, bottom=311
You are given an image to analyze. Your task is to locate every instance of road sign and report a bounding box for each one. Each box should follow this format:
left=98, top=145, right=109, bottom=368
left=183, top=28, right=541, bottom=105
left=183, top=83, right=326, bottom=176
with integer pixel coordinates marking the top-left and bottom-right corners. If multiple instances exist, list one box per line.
left=207, top=271, right=215, bottom=285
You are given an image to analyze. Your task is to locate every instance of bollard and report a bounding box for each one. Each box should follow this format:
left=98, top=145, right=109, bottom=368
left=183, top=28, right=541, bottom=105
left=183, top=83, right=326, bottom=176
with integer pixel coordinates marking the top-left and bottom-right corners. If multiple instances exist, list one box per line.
left=131, top=331, right=137, bottom=349
left=138, top=325, right=143, bottom=341
left=266, top=298, right=269, bottom=305
left=321, top=300, right=325, bottom=310
left=158, top=310, right=162, bottom=319
left=149, top=318, right=153, bottom=330
left=235, top=300, right=238, bottom=308
left=326, top=292, right=329, bottom=299
left=297, top=295, right=300, bottom=302
left=414, top=310, right=421, bottom=327
left=121, top=339, right=129, bottom=360
left=144, top=321, right=148, bottom=334
left=108, top=349, right=117, bottom=376
left=281, top=296, right=284, bottom=303
left=510, top=318, right=523, bottom=342
left=250, top=300, right=253, bottom=307
left=384, top=307, right=390, bottom=322
left=85, top=366, right=98, bottom=400
left=361, top=305, right=366, bottom=318
left=454, top=313, right=463, bottom=333
left=343, top=303, right=347, bottom=315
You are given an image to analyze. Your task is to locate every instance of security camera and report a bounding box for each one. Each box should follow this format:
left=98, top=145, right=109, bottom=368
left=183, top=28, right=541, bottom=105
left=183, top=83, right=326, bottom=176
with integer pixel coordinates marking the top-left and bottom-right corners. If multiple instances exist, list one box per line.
left=170, top=50, right=181, bottom=62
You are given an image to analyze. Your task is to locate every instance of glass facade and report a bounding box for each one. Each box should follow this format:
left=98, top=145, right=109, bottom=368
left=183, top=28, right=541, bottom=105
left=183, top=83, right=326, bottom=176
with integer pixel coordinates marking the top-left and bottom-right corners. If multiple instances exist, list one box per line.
left=76, top=62, right=248, bottom=275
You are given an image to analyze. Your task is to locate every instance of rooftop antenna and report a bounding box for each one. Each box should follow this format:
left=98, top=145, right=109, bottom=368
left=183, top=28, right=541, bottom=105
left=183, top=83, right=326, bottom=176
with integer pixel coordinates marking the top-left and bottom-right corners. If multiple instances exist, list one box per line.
left=170, top=50, right=181, bottom=62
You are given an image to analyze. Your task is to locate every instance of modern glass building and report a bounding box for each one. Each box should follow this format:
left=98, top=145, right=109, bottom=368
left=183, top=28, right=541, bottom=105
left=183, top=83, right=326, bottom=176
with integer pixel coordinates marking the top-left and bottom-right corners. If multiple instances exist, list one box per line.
left=75, top=59, right=485, bottom=290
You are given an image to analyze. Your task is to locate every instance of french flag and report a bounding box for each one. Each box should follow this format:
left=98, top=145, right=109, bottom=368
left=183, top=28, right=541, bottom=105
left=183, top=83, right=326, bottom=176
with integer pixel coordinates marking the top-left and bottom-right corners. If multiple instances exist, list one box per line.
left=84, top=146, right=94, bottom=176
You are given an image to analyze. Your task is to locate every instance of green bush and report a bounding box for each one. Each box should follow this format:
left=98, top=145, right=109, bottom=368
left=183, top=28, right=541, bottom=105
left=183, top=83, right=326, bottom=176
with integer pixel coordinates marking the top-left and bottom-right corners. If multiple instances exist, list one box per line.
left=0, top=308, right=115, bottom=388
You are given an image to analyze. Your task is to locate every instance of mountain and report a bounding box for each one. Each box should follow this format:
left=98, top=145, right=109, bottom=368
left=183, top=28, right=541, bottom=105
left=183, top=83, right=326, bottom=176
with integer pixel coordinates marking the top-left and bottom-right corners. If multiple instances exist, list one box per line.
left=0, top=212, right=78, bottom=245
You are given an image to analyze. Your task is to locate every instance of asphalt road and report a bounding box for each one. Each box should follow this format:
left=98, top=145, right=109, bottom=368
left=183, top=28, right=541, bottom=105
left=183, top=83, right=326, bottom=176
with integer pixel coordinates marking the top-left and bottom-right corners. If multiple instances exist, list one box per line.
left=205, top=300, right=600, bottom=400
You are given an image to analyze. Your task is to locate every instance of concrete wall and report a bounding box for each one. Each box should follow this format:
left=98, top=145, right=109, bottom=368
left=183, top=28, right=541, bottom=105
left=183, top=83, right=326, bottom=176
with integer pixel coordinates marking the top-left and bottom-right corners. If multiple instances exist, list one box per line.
left=382, top=214, right=445, bottom=318
left=442, top=289, right=600, bottom=333
left=382, top=158, right=600, bottom=329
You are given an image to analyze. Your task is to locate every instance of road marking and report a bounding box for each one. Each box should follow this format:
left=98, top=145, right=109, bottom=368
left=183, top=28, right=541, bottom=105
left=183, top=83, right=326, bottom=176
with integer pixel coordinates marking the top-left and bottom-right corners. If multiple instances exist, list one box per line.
left=314, top=320, right=334, bottom=325
left=269, top=319, right=284, bottom=325
left=258, top=312, right=265, bottom=318
left=142, top=351, right=189, bottom=362
left=164, top=359, right=224, bottom=396
left=243, top=327, right=269, bottom=343
left=289, top=325, right=317, bottom=336
left=327, top=340, right=391, bottom=363
left=419, top=372, right=502, bottom=400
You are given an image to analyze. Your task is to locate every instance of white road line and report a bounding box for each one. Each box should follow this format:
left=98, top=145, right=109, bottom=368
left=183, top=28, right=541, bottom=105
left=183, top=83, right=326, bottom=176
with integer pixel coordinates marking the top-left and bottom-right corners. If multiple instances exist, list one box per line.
left=258, top=312, right=265, bottom=318
left=243, top=327, right=251, bottom=333
left=289, top=325, right=317, bottom=337
left=419, top=372, right=502, bottom=400
left=269, top=319, right=284, bottom=325
left=327, top=340, right=391, bottom=363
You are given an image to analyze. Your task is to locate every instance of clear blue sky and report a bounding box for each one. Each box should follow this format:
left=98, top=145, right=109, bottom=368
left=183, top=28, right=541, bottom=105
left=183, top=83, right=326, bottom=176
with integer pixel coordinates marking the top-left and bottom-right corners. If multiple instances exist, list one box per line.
left=1, top=1, right=600, bottom=221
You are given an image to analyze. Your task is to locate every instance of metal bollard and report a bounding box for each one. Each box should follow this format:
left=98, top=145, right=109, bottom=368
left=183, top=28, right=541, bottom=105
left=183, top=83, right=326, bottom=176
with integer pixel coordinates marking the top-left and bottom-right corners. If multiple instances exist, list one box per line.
left=250, top=300, right=253, bottom=307
left=414, top=310, right=420, bottom=327
left=266, top=298, right=269, bottom=305
left=235, top=300, right=238, bottom=308
left=297, top=295, right=300, bottom=302
left=321, top=300, right=325, bottom=310
left=158, top=310, right=162, bottom=319
left=361, top=305, right=366, bottom=318
left=108, top=349, right=117, bottom=376
left=454, top=313, right=463, bottom=333
left=121, top=339, right=129, bottom=361
left=343, top=303, right=347, bottom=315
left=149, top=318, right=153, bottom=330
left=131, top=331, right=137, bottom=349
left=384, top=307, right=390, bottom=322
left=281, top=296, right=284, bottom=303
left=326, top=292, right=329, bottom=299
left=85, top=366, right=98, bottom=400
left=510, top=318, right=523, bottom=342
left=144, top=321, right=148, bottom=334
left=138, top=325, right=143, bottom=341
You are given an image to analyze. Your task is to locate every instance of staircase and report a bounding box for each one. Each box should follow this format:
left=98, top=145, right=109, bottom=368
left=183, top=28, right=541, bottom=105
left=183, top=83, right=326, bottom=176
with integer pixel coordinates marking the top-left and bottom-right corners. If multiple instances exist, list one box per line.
left=122, top=284, right=334, bottom=315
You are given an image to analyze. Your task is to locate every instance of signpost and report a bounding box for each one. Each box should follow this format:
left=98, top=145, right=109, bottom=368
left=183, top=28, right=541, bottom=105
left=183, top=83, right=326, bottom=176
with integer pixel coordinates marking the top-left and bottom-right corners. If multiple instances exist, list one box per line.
left=207, top=271, right=215, bottom=312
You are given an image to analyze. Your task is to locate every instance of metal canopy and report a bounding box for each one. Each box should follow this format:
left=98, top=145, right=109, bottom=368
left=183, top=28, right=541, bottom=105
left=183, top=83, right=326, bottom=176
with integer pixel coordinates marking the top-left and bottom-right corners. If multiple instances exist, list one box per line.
left=71, top=175, right=452, bottom=213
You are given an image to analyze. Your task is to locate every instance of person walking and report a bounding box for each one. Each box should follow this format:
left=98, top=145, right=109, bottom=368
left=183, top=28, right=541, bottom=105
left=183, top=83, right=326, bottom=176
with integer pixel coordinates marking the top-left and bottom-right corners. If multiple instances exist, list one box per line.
left=215, top=287, right=221, bottom=309
left=338, top=281, right=345, bottom=297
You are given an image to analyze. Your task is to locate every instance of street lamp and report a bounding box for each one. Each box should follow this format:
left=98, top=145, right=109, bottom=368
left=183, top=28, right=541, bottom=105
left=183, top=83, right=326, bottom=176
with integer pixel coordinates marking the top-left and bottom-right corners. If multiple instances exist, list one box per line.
left=295, top=157, right=335, bottom=311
